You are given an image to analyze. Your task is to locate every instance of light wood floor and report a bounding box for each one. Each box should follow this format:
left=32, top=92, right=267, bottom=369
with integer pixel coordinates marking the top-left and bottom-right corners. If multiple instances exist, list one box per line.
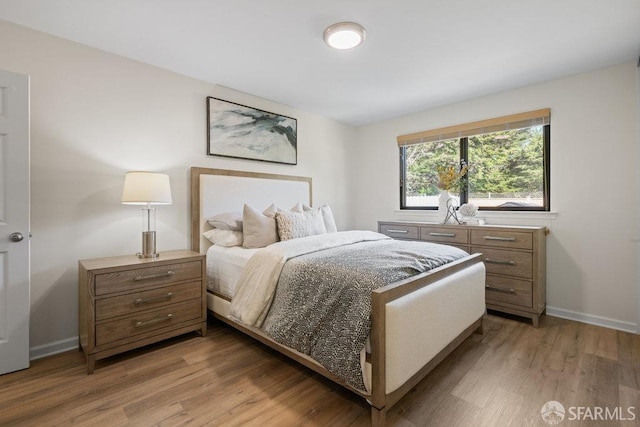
left=1, top=312, right=639, bottom=426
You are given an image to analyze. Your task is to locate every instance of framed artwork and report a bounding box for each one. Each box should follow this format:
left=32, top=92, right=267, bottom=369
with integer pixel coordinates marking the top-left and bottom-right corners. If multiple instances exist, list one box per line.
left=207, top=97, right=297, bottom=165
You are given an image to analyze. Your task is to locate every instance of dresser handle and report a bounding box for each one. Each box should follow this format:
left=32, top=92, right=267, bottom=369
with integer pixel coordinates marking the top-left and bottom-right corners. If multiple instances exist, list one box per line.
left=484, top=236, right=516, bottom=242
left=134, top=313, right=173, bottom=328
left=134, top=292, right=174, bottom=305
left=485, top=285, right=516, bottom=294
left=430, top=232, right=456, bottom=238
left=386, top=229, right=409, bottom=234
left=485, top=258, right=516, bottom=266
left=133, top=270, right=176, bottom=281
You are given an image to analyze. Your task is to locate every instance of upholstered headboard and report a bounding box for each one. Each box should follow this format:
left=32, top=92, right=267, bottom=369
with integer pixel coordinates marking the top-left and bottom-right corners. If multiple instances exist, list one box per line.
left=190, top=167, right=312, bottom=253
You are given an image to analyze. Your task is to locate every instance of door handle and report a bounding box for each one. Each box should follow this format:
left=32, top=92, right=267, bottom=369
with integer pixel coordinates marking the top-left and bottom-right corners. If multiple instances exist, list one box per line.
left=9, top=232, right=24, bottom=242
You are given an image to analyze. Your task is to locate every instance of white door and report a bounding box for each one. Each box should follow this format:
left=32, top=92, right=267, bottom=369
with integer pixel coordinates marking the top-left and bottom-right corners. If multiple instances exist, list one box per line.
left=0, top=70, right=30, bottom=375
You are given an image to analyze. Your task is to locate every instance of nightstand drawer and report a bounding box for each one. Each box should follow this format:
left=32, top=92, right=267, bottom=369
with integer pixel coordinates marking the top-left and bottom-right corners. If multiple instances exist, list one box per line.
left=485, top=275, right=532, bottom=308
left=420, top=225, right=468, bottom=245
left=95, top=299, right=202, bottom=346
left=95, top=261, right=202, bottom=295
left=95, top=281, right=202, bottom=321
left=470, top=229, right=532, bottom=250
left=472, top=248, right=532, bottom=279
left=379, top=223, right=419, bottom=240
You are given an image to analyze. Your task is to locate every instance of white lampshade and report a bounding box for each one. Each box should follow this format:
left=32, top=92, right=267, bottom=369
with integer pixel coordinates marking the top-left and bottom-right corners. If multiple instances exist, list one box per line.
left=323, top=22, right=366, bottom=50
left=121, top=171, right=172, bottom=205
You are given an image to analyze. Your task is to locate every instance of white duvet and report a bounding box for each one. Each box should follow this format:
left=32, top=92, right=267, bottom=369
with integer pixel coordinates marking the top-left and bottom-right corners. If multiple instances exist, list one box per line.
left=228, top=230, right=389, bottom=327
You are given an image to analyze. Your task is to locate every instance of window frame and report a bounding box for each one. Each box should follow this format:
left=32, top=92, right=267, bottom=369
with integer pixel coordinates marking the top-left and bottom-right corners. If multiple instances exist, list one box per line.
left=399, top=123, right=550, bottom=212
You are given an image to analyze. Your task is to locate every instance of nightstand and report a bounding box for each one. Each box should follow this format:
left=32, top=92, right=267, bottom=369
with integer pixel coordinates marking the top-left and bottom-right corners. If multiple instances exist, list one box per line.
left=78, top=250, right=207, bottom=374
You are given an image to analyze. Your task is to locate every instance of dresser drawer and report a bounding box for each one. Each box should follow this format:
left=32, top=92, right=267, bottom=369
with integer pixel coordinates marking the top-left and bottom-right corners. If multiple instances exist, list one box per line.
left=95, top=281, right=202, bottom=321
left=379, top=223, right=419, bottom=240
left=470, top=229, right=532, bottom=250
left=375, top=221, right=546, bottom=327
left=485, top=275, right=532, bottom=308
left=95, top=261, right=202, bottom=295
left=472, top=248, right=532, bottom=279
left=420, top=225, right=468, bottom=245
left=95, top=299, right=202, bottom=346
left=448, top=244, right=471, bottom=253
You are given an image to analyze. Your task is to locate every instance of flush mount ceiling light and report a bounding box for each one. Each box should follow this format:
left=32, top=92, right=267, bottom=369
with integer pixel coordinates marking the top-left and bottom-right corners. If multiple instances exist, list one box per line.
left=323, top=21, right=366, bottom=50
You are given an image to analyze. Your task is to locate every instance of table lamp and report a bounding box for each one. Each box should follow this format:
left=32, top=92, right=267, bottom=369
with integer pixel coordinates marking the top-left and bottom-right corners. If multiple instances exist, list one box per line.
left=121, top=171, right=172, bottom=258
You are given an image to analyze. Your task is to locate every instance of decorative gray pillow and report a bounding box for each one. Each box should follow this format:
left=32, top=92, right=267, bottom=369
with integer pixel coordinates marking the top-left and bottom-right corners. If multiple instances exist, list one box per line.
left=289, top=202, right=304, bottom=213
left=206, top=212, right=243, bottom=231
left=263, top=203, right=278, bottom=217
left=276, top=210, right=327, bottom=241
left=303, top=204, right=337, bottom=233
left=242, top=204, right=278, bottom=248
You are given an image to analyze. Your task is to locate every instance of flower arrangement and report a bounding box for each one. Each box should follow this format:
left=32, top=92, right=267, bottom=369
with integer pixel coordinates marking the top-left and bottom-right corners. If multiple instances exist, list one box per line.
left=459, top=203, right=478, bottom=218
left=437, top=161, right=469, bottom=192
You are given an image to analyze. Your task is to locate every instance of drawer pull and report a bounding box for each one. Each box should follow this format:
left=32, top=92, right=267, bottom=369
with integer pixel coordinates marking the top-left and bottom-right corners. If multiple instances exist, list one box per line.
left=134, top=313, right=173, bottom=328
left=486, top=285, right=516, bottom=294
left=485, top=258, right=516, bottom=266
left=133, top=270, right=176, bottom=281
left=430, top=232, right=456, bottom=238
left=386, top=229, right=409, bottom=234
left=134, top=292, right=174, bottom=305
left=484, top=236, right=516, bottom=242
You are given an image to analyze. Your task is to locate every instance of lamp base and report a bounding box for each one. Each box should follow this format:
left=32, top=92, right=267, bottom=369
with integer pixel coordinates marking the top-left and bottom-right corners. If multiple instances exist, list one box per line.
left=138, top=231, right=159, bottom=259
left=137, top=253, right=160, bottom=259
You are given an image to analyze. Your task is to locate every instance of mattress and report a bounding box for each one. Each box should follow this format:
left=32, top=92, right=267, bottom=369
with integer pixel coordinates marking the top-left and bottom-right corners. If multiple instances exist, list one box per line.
left=206, top=245, right=259, bottom=298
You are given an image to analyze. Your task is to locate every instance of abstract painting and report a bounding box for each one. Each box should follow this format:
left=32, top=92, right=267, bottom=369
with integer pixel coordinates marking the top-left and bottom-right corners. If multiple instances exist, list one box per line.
left=207, top=97, right=297, bottom=165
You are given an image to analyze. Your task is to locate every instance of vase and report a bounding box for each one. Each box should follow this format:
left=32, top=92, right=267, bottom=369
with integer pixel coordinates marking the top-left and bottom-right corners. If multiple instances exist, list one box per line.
left=438, top=190, right=451, bottom=224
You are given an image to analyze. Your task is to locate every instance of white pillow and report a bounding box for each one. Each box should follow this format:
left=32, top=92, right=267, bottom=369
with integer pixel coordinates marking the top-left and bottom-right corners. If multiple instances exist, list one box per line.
left=206, top=212, right=243, bottom=231
left=202, top=229, right=243, bottom=247
left=303, top=204, right=337, bottom=233
left=242, top=204, right=278, bottom=248
left=276, top=210, right=327, bottom=241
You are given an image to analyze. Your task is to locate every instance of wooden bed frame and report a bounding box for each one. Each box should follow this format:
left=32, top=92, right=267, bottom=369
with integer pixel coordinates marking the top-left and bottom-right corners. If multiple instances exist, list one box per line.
left=190, top=167, right=485, bottom=426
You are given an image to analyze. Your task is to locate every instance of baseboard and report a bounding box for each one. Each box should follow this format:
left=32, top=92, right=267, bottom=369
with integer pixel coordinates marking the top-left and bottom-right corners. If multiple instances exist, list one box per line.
left=26, top=307, right=639, bottom=361
left=30, top=336, right=79, bottom=361
left=546, top=306, right=638, bottom=334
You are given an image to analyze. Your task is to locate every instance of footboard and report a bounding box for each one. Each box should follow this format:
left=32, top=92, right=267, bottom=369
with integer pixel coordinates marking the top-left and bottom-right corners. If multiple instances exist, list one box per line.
left=206, top=253, right=485, bottom=426
left=370, top=254, right=485, bottom=425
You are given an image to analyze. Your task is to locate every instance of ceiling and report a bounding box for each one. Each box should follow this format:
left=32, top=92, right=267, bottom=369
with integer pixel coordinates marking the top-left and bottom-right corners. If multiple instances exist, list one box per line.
left=0, top=0, right=639, bottom=126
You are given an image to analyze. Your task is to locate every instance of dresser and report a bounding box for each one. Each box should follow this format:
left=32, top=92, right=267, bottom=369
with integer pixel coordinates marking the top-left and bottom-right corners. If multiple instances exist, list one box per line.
left=78, top=250, right=207, bottom=373
left=378, top=221, right=547, bottom=327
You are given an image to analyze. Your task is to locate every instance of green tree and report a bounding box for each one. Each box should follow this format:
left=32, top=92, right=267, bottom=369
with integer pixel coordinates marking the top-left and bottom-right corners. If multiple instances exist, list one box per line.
left=405, top=139, right=458, bottom=196
left=405, top=126, right=544, bottom=200
left=469, top=127, right=543, bottom=197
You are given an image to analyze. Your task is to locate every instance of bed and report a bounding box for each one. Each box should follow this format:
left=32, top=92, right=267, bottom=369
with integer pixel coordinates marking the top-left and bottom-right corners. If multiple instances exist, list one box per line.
left=190, top=167, right=486, bottom=426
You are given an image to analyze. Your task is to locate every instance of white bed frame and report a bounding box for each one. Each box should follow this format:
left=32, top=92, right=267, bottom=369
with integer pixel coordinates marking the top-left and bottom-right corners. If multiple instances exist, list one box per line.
left=190, top=167, right=485, bottom=426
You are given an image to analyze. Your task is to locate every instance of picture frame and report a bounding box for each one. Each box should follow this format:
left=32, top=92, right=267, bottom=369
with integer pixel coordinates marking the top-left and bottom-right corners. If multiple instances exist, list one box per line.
left=207, top=97, right=297, bottom=165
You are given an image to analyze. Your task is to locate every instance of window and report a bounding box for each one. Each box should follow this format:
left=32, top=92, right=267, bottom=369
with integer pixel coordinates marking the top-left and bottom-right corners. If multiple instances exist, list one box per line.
left=399, top=109, right=550, bottom=211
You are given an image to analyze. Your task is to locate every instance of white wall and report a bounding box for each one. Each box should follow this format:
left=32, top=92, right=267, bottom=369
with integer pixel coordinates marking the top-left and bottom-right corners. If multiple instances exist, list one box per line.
left=636, top=62, right=640, bottom=332
left=353, top=63, right=640, bottom=331
left=0, top=20, right=356, bottom=355
left=0, top=18, right=637, bottom=357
